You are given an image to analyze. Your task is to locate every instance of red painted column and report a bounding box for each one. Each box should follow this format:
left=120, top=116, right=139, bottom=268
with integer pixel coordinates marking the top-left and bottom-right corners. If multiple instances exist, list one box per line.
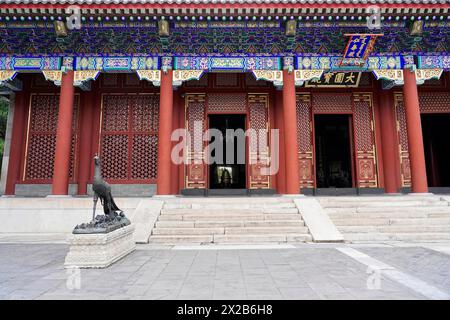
left=156, top=69, right=174, bottom=195
left=77, top=89, right=95, bottom=195
left=378, top=89, right=400, bottom=193
left=52, top=70, right=75, bottom=195
left=275, top=90, right=286, bottom=194
left=171, top=91, right=180, bottom=194
left=403, top=68, right=428, bottom=193
left=282, top=70, right=300, bottom=194
left=4, top=90, right=28, bottom=195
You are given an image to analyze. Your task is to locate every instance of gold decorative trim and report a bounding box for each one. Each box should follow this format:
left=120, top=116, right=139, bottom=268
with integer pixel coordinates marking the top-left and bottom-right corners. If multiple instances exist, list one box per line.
left=136, top=70, right=161, bottom=87
left=251, top=70, right=283, bottom=88
left=373, top=69, right=443, bottom=87
left=42, top=70, right=63, bottom=86
left=294, top=69, right=324, bottom=86
left=0, top=70, right=16, bottom=84
left=173, top=70, right=204, bottom=87
left=372, top=69, right=403, bottom=82
left=74, top=70, right=100, bottom=86
left=415, top=69, right=443, bottom=85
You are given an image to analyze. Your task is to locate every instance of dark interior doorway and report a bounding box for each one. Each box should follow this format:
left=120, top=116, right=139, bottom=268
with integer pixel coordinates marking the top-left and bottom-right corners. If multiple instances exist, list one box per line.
left=422, top=114, right=450, bottom=187
left=208, top=114, right=246, bottom=189
left=314, top=114, right=353, bottom=188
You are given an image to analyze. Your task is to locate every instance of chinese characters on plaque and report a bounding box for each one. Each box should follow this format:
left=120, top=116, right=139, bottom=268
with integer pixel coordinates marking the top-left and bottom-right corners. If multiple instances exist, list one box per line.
left=305, top=71, right=361, bottom=88
left=340, top=34, right=382, bottom=67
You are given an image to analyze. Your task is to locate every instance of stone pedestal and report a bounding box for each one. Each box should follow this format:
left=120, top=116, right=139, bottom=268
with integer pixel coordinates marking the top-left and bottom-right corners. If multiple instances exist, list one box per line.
left=64, top=224, right=135, bottom=268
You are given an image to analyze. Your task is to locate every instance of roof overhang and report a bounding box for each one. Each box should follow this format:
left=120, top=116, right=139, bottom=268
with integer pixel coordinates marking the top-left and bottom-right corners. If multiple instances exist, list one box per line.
left=1, top=3, right=449, bottom=18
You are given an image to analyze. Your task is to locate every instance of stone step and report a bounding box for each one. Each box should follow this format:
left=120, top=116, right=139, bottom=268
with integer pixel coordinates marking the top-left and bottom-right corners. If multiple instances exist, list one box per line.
left=326, top=206, right=450, bottom=214
left=148, top=235, right=213, bottom=244
left=155, top=219, right=305, bottom=228
left=332, top=217, right=450, bottom=226
left=163, top=197, right=294, bottom=204
left=150, top=197, right=312, bottom=245
left=224, top=226, right=309, bottom=234
left=327, top=211, right=433, bottom=219
left=160, top=208, right=299, bottom=215
left=159, top=213, right=302, bottom=221
left=163, top=203, right=298, bottom=210
left=317, top=196, right=442, bottom=203
left=152, top=227, right=225, bottom=235
left=344, top=232, right=450, bottom=242
left=338, top=225, right=450, bottom=233
left=320, top=200, right=447, bottom=208
left=155, top=221, right=196, bottom=228
left=242, top=220, right=305, bottom=227
left=212, top=234, right=312, bottom=243
left=158, top=213, right=302, bottom=221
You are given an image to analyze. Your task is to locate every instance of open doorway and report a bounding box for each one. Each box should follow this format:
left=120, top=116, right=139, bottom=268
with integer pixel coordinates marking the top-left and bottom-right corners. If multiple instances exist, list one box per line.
left=208, top=114, right=246, bottom=189
left=422, top=114, right=450, bottom=187
left=314, top=114, right=354, bottom=188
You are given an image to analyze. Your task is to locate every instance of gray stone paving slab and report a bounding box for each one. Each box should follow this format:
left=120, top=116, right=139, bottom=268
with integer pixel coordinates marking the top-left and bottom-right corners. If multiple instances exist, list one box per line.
left=0, top=243, right=449, bottom=299
left=359, top=246, right=450, bottom=294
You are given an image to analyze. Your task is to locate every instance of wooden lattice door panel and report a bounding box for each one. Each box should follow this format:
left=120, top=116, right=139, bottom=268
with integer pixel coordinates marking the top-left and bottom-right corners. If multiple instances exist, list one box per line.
left=352, top=93, right=378, bottom=188
left=185, top=94, right=206, bottom=189
left=100, top=94, right=159, bottom=182
left=296, top=93, right=314, bottom=188
left=393, top=91, right=450, bottom=187
left=24, top=94, right=79, bottom=182
left=393, top=93, right=411, bottom=187
left=248, top=94, right=271, bottom=189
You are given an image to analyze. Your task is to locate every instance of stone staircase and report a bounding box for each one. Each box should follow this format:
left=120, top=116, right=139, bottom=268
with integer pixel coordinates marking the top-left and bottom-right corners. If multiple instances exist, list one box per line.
left=319, top=195, right=450, bottom=242
left=148, top=197, right=312, bottom=244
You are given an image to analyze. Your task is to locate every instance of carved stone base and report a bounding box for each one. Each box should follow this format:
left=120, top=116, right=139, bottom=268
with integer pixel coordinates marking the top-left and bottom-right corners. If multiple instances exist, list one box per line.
left=64, top=224, right=136, bottom=269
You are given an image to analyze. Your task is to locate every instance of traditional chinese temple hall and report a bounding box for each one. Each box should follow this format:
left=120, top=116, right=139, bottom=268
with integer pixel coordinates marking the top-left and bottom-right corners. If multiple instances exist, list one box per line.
left=0, top=1, right=449, bottom=199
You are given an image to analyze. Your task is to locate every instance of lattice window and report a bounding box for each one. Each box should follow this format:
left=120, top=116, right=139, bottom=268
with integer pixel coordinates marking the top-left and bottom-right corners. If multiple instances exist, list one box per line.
left=353, top=98, right=374, bottom=152
left=214, top=73, right=239, bottom=87
left=395, top=97, right=409, bottom=152
left=313, top=93, right=352, bottom=113
left=248, top=94, right=270, bottom=189
left=249, top=101, right=268, bottom=154
left=296, top=94, right=314, bottom=188
left=296, top=94, right=312, bottom=154
left=352, top=93, right=378, bottom=188
left=208, top=93, right=246, bottom=113
left=100, top=94, right=159, bottom=182
left=419, top=92, right=450, bottom=113
left=24, top=94, right=79, bottom=182
left=185, top=94, right=206, bottom=189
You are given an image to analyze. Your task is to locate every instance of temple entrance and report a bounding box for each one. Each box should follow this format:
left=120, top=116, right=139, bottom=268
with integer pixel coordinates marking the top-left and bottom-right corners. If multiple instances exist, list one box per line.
left=422, top=114, right=450, bottom=187
left=208, top=114, right=247, bottom=189
left=314, top=114, right=353, bottom=188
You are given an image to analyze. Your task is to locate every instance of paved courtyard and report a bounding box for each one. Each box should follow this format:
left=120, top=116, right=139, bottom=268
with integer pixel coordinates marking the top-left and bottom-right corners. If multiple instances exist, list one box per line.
left=0, top=242, right=449, bottom=300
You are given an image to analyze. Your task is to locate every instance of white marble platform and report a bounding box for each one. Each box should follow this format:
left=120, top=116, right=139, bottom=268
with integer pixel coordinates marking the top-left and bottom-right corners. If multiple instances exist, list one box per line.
left=64, top=224, right=136, bottom=268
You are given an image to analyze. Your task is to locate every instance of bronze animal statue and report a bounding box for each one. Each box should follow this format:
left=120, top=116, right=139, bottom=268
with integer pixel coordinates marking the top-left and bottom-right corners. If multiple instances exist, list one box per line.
left=73, top=155, right=129, bottom=234
left=92, top=155, right=122, bottom=221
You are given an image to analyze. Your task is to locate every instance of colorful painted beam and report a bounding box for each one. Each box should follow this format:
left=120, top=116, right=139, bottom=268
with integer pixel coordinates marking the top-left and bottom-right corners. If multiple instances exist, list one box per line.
left=295, top=55, right=405, bottom=71
left=174, top=56, right=281, bottom=71
left=0, top=56, right=61, bottom=71
left=418, top=55, right=450, bottom=71
left=74, top=56, right=160, bottom=71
